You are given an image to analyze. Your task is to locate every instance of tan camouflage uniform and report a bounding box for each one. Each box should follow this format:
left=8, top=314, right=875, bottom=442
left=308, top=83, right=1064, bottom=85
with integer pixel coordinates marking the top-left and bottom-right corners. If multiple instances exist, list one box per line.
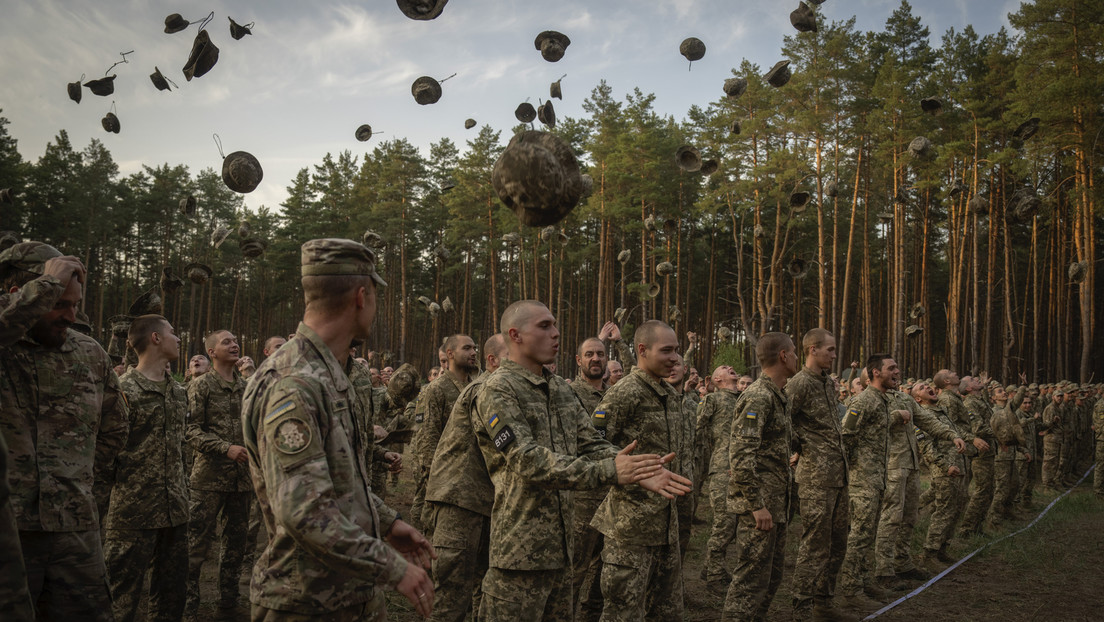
left=1014, top=403, right=1039, bottom=507
left=988, top=404, right=1028, bottom=524
left=569, top=374, right=608, bottom=622
left=1040, top=401, right=1063, bottom=488
left=410, top=371, right=468, bottom=534
left=958, top=393, right=996, bottom=534
left=917, top=403, right=971, bottom=557
left=105, top=369, right=190, bottom=622
left=694, top=387, right=740, bottom=583
left=1093, top=400, right=1103, bottom=497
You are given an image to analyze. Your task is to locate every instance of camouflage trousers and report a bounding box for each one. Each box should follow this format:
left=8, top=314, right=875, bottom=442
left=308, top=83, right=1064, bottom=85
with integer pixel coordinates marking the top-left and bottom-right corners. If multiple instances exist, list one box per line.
left=1016, top=457, right=1036, bottom=505
left=676, top=487, right=694, bottom=564
left=922, top=475, right=966, bottom=552
left=251, top=592, right=385, bottom=622
left=1094, top=440, right=1103, bottom=496
left=20, top=529, right=113, bottom=621
left=0, top=502, right=33, bottom=621
left=720, top=514, right=787, bottom=622
left=410, top=467, right=429, bottom=535
left=572, top=493, right=606, bottom=622
left=1059, top=432, right=1076, bottom=479
left=104, top=524, right=188, bottom=622
left=703, top=473, right=737, bottom=581
left=875, top=468, right=919, bottom=577
left=186, top=489, right=251, bottom=616
left=959, top=455, right=994, bottom=535
left=837, top=488, right=882, bottom=597
left=479, top=567, right=571, bottom=622
left=599, top=540, right=683, bottom=622
left=791, top=485, right=848, bottom=611
left=988, top=458, right=1020, bottom=524
left=1041, top=434, right=1062, bottom=488
left=425, top=502, right=489, bottom=622
left=245, top=498, right=266, bottom=578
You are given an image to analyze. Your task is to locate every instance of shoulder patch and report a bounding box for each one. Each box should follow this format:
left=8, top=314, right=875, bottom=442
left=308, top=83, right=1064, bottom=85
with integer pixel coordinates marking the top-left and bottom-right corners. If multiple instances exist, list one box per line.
left=594, top=410, right=606, bottom=419
left=273, top=417, right=311, bottom=454
left=265, top=399, right=297, bottom=424
left=492, top=424, right=516, bottom=451
left=746, top=411, right=758, bottom=420
left=488, top=413, right=500, bottom=429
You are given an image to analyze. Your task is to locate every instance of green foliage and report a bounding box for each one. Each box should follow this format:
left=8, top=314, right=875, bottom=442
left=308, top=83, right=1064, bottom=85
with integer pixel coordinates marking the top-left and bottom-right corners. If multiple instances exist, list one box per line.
left=711, top=341, right=748, bottom=375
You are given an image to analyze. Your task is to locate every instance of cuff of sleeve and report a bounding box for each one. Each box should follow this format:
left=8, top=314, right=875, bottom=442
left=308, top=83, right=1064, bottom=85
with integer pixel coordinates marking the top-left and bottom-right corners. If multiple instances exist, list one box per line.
left=218, top=441, right=232, bottom=456
left=378, top=549, right=409, bottom=589
left=598, top=457, right=618, bottom=486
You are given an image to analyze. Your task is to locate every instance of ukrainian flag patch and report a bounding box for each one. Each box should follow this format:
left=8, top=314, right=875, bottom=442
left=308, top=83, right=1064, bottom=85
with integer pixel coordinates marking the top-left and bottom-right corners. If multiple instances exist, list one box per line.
left=746, top=411, right=758, bottom=420
left=488, top=413, right=500, bottom=429
left=595, top=410, right=606, bottom=419
left=265, top=400, right=296, bottom=423
left=848, top=409, right=858, bottom=418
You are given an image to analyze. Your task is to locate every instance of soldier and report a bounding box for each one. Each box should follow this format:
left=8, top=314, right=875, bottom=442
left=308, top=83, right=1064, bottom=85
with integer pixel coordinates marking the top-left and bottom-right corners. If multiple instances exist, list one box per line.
left=185, top=329, right=252, bottom=619
left=910, top=382, right=968, bottom=568
left=186, top=353, right=210, bottom=382
left=237, top=356, right=257, bottom=378
left=958, top=376, right=997, bottom=536
left=607, top=360, right=625, bottom=386
left=424, top=334, right=508, bottom=622
left=988, top=386, right=1030, bottom=525
left=696, top=364, right=743, bottom=590
left=105, top=315, right=189, bottom=622
left=438, top=344, right=450, bottom=372
left=1093, top=394, right=1103, bottom=498
left=1040, top=390, right=1065, bottom=490
left=837, top=354, right=904, bottom=611
left=591, top=320, right=691, bottom=621
left=1014, top=395, right=1040, bottom=508
left=411, top=334, right=480, bottom=533
left=1059, top=390, right=1078, bottom=485
left=242, top=238, right=436, bottom=620
left=471, top=300, right=690, bottom=622
left=721, top=332, right=798, bottom=622
left=0, top=242, right=127, bottom=620
left=262, top=335, right=287, bottom=360
left=666, top=350, right=699, bottom=567
left=786, top=328, right=850, bottom=621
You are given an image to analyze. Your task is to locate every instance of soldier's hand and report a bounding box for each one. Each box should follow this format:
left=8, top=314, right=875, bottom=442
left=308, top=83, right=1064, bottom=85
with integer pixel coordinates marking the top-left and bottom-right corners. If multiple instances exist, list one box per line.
left=613, top=440, right=664, bottom=484
left=636, top=466, right=692, bottom=499
left=947, top=465, right=962, bottom=477
left=374, top=425, right=389, bottom=441
left=953, top=437, right=967, bottom=453
left=602, top=321, right=622, bottom=342
left=1025, top=453, right=1032, bottom=463
left=42, top=255, right=87, bottom=285
left=752, top=507, right=773, bottom=531
left=386, top=519, right=437, bottom=569
left=227, top=445, right=249, bottom=463
left=687, top=332, right=698, bottom=345
left=396, top=561, right=434, bottom=618
left=384, top=451, right=402, bottom=473
left=972, top=437, right=990, bottom=453
left=789, top=452, right=799, bottom=468
left=894, top=409, right=912, bottom=425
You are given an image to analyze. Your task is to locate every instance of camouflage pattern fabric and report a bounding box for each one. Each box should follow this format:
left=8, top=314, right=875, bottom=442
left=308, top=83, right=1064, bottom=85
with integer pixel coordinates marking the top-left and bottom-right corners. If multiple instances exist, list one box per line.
left=479, top=567, right=572, bottom=622
left=20, top=529, right=114, bottom=621
left=1094, top=401, right=1104, bottom=496
left=424, top=502, right=489, bottom=622
left=599, top=541, right=682, bottom=622
left=1040, top=402, right=1063, bottom=487
left=425, top=378, right=494, bottom=516
left=917, top=403, right=970, bottom=553
left=186, top=369, right=251, bottom=492
left=702, top=473, right=735, bottom=582
left=677, top=390, right=699, bottom=561
left=721, top=516, right=787, bottom=622
left=790, top=485, right=848, bottom=612
left=569, top=373, right=608, bottom=622
left=410, top=371, right=467, bottom=533
left=104, top=524, right=187, bottom=622
left=0, top=276, right=64, bottom=346
left=696, top=387, right=740, bottom=582
left=242, top=322, right=406, bottom=615
left=988, top=405, right=1028, bottom=523
left=959, top=393, right=996, bottom=533
left=251, top=598, right=384, bottom=622
left=185, top=489, right=251, bottom=615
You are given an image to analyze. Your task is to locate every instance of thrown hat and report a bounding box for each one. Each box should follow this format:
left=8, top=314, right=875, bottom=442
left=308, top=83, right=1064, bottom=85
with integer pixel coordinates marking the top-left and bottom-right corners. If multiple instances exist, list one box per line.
left=386, top=363, right=421, bottom=406
left=580, top=174, right=594, bottom=199
left=1068, top=261, right=1088, bottom=284
left=968, top=193, right=988, bottom=215
left=538, top=101, right=556, bottom=129
left=465, top=118, right=476, bottom=129
left=614, top=307, right=627, bottom=324
left=417, top=295, right=432, bottom=308
left=787, top=257, right=808, bottom=279
left=428, top=301, right=441, bottom=317
left=646, top=282, right=661, bottom=298
left=67, top=79, right=82, bottom=103
left=164, top=13, right=190, bottom=34
left=948, top=180, right=966, bottom=197
left=228, top=17, right=253, bottom=40
left=179, top=194, right=196, bottom=215
left=700, top=159, right=719, bottom=175
left=730, top=119, right=741, bottom=135
left=656, top=261, right=675, bottom=277
left=675, top=145, right=702, bottom=172
left=679, top=37, right=706, bottom=63
left=184, top=262, right=213, bottom=284
left=515, top=102, right=537, bottom=123
left=0, top=230, right=19, bottom=251
left=550, top=76, right=565, bottom=99
left=790, top=191, right=810, bottom=212
left=764, top=60, right=792, bottom=87
left=150, top=67, right=173, bottom=91
left=434, top=245, right=450, bottom=261
left=182, top=29, right=219, bottom=81
left=106, top=315, right=133, bottom=360
left=667, top=305, right=682, bottom=323
left=440, top=178, right=456, bottom=191
left=301, top=238, right=387, bottom=286
left=1013, top=117, right=1040, bottom=141
left=1012, top=192, right=1040, bottom=220
left=717, top=326, right=732, bottom=340
left=908, top=136, right=934, bottom=158
left=723, top=77, right=747, bottom=98
left=101, top=112, right=120, bottom=134
left=877, top=211, right=894, bottom=223
left=239, top=237, right=267, bottom=259
left=0, top=241, right=62, bottom=277
left=355, top=124, right=374, bottom=142
left=617, top=249, right=631, bottom=264
left=411, top=76, right=442, bottom=104
left=491, top=130, right=584, bottom=227
left=790, top=2, right=817, bottom=33
left=920, top=97, right=942, bottom=115
left=539, top=226, right=556, bottom=243
left=160, top=266, right=185, bottom=293
left=442, top=296, right=454, bottom=312
left=238, top=221, right=252, bottom=238
left=754, top=224, right=765, bottom=238
left=644, top=215, right=657, bottom=231
left=910, top=302, right=926, bottom=319
left=0, top=189, right=11, bottom=205
left=825, top=180, right=838, bottom=197
left=84, top=75, right=116, bottom=96
left=222, top=151, right=263, bottom=193
left=128, top=287, right=164, bottom=316
left=535, top=30, right=571, bottom=62
left=397, top=0, right=449, bottom=20
left=502, top=231, right=522, bottom=246
left=362, top=230, right=385, bottom=249
left=905, top=324, right=923, bottom=337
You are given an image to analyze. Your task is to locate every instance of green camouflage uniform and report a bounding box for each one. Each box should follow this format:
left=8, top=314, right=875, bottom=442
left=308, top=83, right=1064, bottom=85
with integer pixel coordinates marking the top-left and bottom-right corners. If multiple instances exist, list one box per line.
left=242, top=322, right=407, bottom=618
left=1014, top=404, right=1039, bottom=507
left=0, top=325, right=128, bottom=620
left=785, top=368, right=848, bottom=614
left=676, top=390, right=698, bottom=563
left=917, top=403, right=971, bottom=555
left=471, top=359, right=619, bottom=622
left=722, top=373, right=792, bottom=622
left=590, top=367, right=688, bottom=622
left=410, top=371, right=468, bottom=534
left=838, top=386, right=893, bottom=598
left=988, top=404, right=1028, bottom=523
left=1059, top=401, right=1077, bottom=481
left=694, top=387, right=740, bottom=582
left=1040, top=401, right=1063, bottom=488
left=569, top=374, right=608, bottom=622
left=1093, top=400, right=1103, bottom=497
left=959, top=393, right=996, bottom=534
left=185, top=368, right=252, bottom=615
left=105, top=369, right=190, bottom=622
left=347, top=360, right=392, bottom=486
left=424, top=374, right=495, bottom=622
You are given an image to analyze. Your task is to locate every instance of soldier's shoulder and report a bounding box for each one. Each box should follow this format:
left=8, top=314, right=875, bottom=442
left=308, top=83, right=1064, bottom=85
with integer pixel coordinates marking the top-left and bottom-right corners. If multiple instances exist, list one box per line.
left=851, top=387, right=884, bottom=410
left=67, top=329, right=111, bottom=363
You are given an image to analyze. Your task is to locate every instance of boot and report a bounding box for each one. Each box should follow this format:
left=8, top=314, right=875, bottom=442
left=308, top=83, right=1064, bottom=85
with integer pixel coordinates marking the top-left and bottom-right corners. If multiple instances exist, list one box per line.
left=874, top=575, right=909, bottom=592
left=863, top=582, right=892, bottom=599
left=897, top=566, right=931, bottom=581
left=936, top=545, right=957, bottom=564
left=839, top=592, right=881, bottom=612
left=811, top=598, right=859, bottom=622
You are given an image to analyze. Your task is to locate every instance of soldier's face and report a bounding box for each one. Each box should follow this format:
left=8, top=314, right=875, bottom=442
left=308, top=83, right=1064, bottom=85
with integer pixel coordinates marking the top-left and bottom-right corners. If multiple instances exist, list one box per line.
left=155, top=321, right=181, bottom=362
left=607, top=361, right=624, bottom=384
left=31, top=275, right=81, bottom=348
left=190, top=355, right=209, bottom=375
left=576, top=338, right=607, bottom=380
left=809, top=336, right=837, bottom=371
left=1021, top=399, right=1033, bottom=411
left=668, top=359, right=686, bottom=385
left=874, top=358, right=900, bottom=390
left=515, top=307, right=559, bottom=365
left=208, top=331, right=240, bottom=363
left=639, top=327, right=680, bottom=380
left=737, top=375, right=753, bottom=391
left=992, top=387, right=1007, bottom=402
left=451, top=336, right=479, bottom=374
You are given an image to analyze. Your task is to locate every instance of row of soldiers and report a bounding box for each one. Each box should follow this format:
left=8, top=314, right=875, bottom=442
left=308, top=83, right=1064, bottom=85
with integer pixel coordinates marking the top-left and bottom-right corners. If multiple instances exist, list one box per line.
left=1, top=236, right=1101, bottom=622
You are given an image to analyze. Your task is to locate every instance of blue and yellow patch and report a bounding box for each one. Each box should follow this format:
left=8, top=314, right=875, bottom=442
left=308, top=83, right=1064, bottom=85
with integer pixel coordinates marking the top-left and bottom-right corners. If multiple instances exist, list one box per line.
left=594, top=410, right=606, bottom=419
left=265, top=400, right=296, bottom=423
left=745, top=411, right=758, bottom=420
left=488, top=413, right=500, bottom=429
left=848, top=408, right=858, bottom=418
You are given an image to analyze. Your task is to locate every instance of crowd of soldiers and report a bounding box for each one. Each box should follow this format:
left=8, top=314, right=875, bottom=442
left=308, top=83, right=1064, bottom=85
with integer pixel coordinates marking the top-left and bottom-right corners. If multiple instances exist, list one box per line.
left=0, top=237, right=1101, bottom=622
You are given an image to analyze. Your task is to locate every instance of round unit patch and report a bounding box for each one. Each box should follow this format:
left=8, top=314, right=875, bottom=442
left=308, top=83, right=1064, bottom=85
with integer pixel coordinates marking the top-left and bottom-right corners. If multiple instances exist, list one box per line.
left=274, top=418, right=311, bottom=454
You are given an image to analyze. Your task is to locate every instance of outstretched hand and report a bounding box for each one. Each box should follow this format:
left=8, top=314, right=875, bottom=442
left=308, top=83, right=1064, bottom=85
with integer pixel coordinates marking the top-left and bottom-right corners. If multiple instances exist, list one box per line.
left=386, top=519, right=436, bottom=570
left=636, top=460, right=693, bottom=499
left=613, top=440, right=664, bottom=485
left=600, top=321, right=623, bottom=342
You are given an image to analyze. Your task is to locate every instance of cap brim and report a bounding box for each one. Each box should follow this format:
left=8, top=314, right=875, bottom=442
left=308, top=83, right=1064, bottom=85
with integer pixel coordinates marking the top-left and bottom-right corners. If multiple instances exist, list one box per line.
left=371, top=271, right=387, bottom=287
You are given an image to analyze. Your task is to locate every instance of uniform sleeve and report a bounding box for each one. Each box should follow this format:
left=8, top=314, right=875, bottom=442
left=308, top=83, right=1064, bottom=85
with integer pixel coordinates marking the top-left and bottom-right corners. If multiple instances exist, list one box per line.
left=186, top=379, right=232, bottom=456
left=612, top=339, right=636, bottom=369
left=474, top=381, right=616, bottom=491
left=966, top=400, right=995, bottom=439
left=694, top=396, right=713, bottom=458
left=0, top=276, right=64, bottom=347
left=784, top=378, right=809, bottom=453
left=916, top=423, right=950, bottom=473
left=94, top=366, right=129, bottom=520
left=411, top=384, right=447, bottom=472
left=729, top=390, right=772, bottom=511
left=913, top=400, right=957, bottom=442
left=259, top=378, right=408, bottom=588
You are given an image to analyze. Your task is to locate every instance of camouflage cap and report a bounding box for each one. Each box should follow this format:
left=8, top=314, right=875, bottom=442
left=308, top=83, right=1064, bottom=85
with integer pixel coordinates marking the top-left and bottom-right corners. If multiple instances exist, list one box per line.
left=300, top=238, right=386, bottom=286
left=0, top=241, right=62, bottom=277
left=386, top=362, right=421, bottom=406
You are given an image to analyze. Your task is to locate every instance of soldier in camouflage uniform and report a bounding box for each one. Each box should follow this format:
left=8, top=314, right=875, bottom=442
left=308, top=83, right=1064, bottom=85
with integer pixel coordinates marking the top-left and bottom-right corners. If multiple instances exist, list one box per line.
left=0, top=250, right=88, bottom=621
left=471, top=301, right=690, bottom=622
left=666, top=348, right=699, bottom=567
left=1093, top=395, right=1103, bottom=498
left=105, top=315, right=190, bottom=622
left=0, top=242, right=127, bottom=621
left=411, top=334, right=479, bottom=534
left=785, top=329, right=851, bottom=621
left=241, top=238, right=435, bottom=620
left=1058, top=390, right=1077, bottom=484
left=1040, top=390, right=1065, bottom=490
left=185, top=329, right=252, bottom=619
left=695, top=364, right=743, bottom=588
left=590, top=320, right=690, bottom=621
left=1014, top=395, right=1040, bottom=508
left=721, top=332, right=798, bottom=622
left=424, top=334, right=508, bottom=622
left=987, top=386, right=1030, bottom=525
left=958, top=377, right=997, bottom=536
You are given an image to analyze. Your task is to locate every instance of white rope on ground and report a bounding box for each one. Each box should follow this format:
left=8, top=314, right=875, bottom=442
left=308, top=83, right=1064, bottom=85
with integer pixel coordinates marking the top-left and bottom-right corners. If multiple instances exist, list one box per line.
left=863, top=464, right=1098, bottom=620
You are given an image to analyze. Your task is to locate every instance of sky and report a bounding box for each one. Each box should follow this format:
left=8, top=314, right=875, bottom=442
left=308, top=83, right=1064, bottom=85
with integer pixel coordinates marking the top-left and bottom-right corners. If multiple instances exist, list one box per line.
left=0, top=0, right=1021, bottom=213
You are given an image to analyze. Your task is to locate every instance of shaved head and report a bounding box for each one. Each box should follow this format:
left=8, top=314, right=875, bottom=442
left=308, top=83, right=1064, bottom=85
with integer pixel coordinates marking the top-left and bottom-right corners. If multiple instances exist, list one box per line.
left=500, top=299, right=548, bottom=335
left=577, top=337, right=605, bottom=357
left=484, top=333, right=507, bottom=361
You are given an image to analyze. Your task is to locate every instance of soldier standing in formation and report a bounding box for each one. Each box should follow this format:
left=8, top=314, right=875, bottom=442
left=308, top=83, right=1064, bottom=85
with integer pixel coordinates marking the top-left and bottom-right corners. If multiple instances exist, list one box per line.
left=1040, top=389, right=1065, bottom=490
left=988, top=386, right=1031, bottom=525
left=1093, top=396, right=1103, bottom=498
left=958, top=377, right=997, bottom=536
left=696, top=364, right=743, bottom=591
left=1014, top=395, right=1040, bottom=508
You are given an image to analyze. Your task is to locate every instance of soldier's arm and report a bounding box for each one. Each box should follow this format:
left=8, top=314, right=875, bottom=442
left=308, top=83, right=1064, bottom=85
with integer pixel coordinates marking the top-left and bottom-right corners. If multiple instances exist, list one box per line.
left=729, top=391, right=771, bottom=510
left=966, top=401, right=995, bottom=438
left=916, top=422, right=951, bottom=473
left=185, top=379, right=231, bottom=456
left=783, top=377, right=809, bottom=453
left=577, top=393, right=620, bottom=461
left=913, top=399, right=957, bottom=442
left=0, top=276, right=64, bottom=347
left=94, top=365, right=129, bottom=520
left=410, top=385, right=445, bottom=470
left=612, top=338, right=636, bottom=370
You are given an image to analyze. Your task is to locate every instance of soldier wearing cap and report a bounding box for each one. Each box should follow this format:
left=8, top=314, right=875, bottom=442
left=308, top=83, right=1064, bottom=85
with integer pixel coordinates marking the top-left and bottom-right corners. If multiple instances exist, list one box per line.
left=1040, top=390, right=1065, bottom=490
left=242, top=238, right=435, bottom=620
left=0, top=242, right=127, bottom=621
left=1092, top=390, right=1103, bottom=498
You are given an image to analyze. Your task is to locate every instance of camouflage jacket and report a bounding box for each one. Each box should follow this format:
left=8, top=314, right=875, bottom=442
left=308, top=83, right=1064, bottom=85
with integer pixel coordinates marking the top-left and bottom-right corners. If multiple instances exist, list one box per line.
left=411, top=371, right=469, bottom=474
left=347, top=360, right=390, bottom=482
left=472, top=359, right=618, bottom=571
left=990, top=405, right=1027, bottom=461
left=917, top=403, right=969, bottom=478
left=0, top=328, right=128, bottom=531
left=886, top=390, right=957, bottom=471
left=107, top=369, right=189, bottom=529
left=591, top=367, right=687, bottom=546
left=842, top=385, right=892, bottom=493
left=728, top=374, right=792, bottom=521
left=570, top=374, right=609, bottom=502
left=0, top=276, right=64, bottom=347
left=186, top=368, right=251, bottom=491
left=425, top=375, right=494, bottom=517
left=1041, top=403, right=1062, bottom=436
left=1093, top=400, right=1104, bottom=442
left=242, top=322, right=405, bottom=614
left=678, top=390, right=698, bottom=482
left=937, top=390, right=978, bottom=446
left=1015, top=407, right=1039, bottom=459
left=786, top=368, right=847, bottom=488
left=696, top=387, right=740, bottom=475
left=963, top=393, right=996, bottom=448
